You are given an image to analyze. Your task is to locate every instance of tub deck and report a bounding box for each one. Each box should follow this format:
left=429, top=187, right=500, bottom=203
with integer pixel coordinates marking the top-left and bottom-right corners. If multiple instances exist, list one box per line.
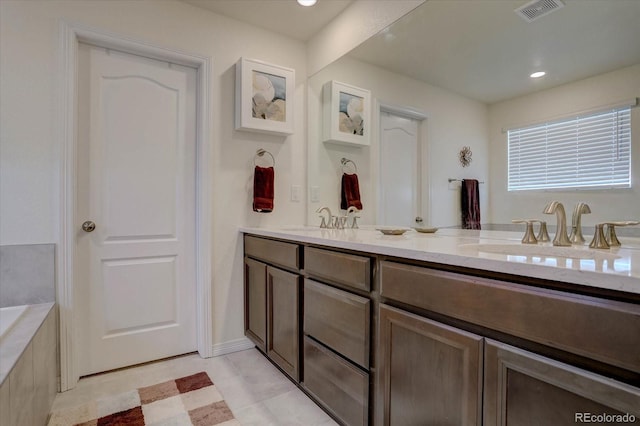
left=0, top=305, right=29, bottom=341
left=0, top=303, right=55, bottom=386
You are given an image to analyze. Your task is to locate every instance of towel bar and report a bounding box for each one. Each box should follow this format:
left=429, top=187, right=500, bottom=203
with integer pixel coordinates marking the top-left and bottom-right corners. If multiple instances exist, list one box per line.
left=448, top=178, right=485, bottom=184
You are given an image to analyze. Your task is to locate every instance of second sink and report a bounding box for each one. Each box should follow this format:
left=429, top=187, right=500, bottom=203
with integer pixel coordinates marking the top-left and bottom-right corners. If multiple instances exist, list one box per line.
left=461, top=243, right=620, bottom=260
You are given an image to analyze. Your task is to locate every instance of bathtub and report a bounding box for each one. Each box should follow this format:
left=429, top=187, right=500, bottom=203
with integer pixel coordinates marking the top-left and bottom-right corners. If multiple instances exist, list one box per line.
left=0, top=304, right=29, bottom=340
left=0, top=302, right=56, bottom=425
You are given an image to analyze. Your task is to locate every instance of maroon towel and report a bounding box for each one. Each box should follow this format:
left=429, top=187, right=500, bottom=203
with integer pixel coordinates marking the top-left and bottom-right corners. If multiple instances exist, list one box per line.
left=461, top=179, right=481, bottom=230
left=253, top=166, right=274, bottom=213
left=341, top=173, right=363, bottom=210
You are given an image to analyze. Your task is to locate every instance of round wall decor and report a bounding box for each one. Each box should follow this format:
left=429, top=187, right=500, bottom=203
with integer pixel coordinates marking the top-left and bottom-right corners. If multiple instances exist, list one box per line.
left=459, top=146, right=472, bottom=167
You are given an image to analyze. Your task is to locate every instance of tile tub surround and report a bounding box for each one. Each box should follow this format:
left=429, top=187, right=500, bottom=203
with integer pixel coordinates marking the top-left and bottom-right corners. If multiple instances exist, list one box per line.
left=240, top=227, right=640, bottom=295
left=0, top=303, right=57, bottom=425
left=0, top=244, right=55, bottom=308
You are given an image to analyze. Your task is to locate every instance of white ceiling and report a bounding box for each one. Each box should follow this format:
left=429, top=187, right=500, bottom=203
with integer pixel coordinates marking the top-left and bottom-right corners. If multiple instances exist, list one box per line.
left=180, top=0, right=640, bottom=104
left=348, top=0, right=640, bottom=104
left=180, top=0, right=354, bottom=41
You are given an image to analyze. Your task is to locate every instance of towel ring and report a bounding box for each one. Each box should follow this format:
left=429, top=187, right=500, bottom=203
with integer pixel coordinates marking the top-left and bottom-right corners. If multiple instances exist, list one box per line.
left=254, top=149, right=275, bottom=167
left=341, top=157, right=358, bottom=174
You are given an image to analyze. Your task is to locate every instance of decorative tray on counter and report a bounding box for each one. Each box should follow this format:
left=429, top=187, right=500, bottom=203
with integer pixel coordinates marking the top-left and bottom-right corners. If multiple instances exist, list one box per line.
left=376, top=227, right=411, bottom=235
left=414, top=227, right=438, bottom=233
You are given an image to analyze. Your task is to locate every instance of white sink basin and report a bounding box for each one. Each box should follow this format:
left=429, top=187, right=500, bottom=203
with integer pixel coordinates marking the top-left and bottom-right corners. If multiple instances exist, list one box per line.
left=461, top=243, right=620, bottom=260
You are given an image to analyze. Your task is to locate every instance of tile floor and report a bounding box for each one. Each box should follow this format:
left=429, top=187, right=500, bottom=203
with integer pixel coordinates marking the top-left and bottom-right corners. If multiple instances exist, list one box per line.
left=48, top=348, right=338, bottom=425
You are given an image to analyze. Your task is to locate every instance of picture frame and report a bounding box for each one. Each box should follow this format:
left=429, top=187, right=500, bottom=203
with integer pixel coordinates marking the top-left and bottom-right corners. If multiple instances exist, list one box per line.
left=235, top=57, right=295, bottom=135
left=323, top=80, right=371, bottom=146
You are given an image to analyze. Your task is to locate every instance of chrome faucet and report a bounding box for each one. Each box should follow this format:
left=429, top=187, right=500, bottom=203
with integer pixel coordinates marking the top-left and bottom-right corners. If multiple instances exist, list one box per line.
left=569, top=202, right=591, bottom=244
left=543, top=201, right=572, bottom=246
left=316, top=206, right=333, bottom=228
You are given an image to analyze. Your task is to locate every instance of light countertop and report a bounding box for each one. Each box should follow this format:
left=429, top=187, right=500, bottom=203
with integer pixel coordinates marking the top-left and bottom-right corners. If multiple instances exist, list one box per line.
left=241, top=226, right=640, bottom=296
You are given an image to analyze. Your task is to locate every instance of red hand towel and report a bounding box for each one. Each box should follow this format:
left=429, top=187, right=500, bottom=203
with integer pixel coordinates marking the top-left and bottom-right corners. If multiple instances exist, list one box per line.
left=253, top=166, right=274, bottom=213
left=461, top=179, right=481, bottom=230
left=341, top=173, right=363, bottom=210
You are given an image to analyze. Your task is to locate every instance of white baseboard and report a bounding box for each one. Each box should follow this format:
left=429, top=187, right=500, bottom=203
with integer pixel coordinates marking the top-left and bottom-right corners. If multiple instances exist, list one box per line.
left=211, top=337, right=255, bottom=357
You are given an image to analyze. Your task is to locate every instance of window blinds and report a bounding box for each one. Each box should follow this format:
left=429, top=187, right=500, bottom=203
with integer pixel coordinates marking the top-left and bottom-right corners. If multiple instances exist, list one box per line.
left=508, top=108, right=631, bottom=191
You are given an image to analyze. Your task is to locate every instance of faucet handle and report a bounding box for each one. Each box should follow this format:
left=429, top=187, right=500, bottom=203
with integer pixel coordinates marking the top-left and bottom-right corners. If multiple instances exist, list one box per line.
left=512, top=219, right=538, bottom=244
left=533, top=220, right=550, bottom=242
left=318, top=216, right=328, bottom=228
left=603, top=221, right=639, bottom=247
left=589, top=224, right=610, bottom=249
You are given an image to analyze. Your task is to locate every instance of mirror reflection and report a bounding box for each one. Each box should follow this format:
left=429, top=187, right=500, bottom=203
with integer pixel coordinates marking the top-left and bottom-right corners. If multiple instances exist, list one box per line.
left=307, top=0, right=640, bottom=232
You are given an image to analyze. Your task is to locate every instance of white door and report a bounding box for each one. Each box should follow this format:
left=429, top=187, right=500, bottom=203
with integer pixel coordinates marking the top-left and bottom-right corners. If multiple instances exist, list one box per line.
left=76, top=43, right=197, bottom=376
left=379, top=111, right=421, bottom=226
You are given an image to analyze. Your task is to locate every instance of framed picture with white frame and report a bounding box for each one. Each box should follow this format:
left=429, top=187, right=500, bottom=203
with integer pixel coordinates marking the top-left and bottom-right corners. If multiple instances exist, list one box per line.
left=323, top=80, right=371, bottom=146
left=235, top=57, right=295, bottom=135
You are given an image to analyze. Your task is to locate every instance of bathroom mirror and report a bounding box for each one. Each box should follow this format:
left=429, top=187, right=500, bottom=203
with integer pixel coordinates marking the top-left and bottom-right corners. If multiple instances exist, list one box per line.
left=307, top=0, right=640, bottom=229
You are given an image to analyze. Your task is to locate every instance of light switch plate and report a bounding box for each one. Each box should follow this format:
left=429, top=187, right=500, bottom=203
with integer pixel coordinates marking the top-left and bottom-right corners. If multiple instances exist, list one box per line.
left=291, top=185, right=301, bottom=202
left=310, top=186, right=320, bottom=202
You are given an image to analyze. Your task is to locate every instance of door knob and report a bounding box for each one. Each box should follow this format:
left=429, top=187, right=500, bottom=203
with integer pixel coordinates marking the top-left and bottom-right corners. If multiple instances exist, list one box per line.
left=82, top=221, right=96, bottom=232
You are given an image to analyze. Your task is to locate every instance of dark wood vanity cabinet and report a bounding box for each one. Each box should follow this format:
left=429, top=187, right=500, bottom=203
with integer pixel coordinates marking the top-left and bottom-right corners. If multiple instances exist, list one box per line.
left=244, top=235, right=301, bottom=381
left=378, top=259, right=640, bottom=426
left=244, top=233, right=640, bottom=425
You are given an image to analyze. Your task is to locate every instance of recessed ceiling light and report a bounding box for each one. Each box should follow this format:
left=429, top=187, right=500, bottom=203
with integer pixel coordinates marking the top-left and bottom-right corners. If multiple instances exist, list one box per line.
left=530, top=71, right=546, bottom=78
left=297, top=0, right=317, bottom=6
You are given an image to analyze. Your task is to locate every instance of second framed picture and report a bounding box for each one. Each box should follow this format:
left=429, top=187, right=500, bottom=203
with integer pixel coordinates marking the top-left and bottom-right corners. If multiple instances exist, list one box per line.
left=235, top=57, right=295, bottom=135
left=323, top=80, right=371, bottom=146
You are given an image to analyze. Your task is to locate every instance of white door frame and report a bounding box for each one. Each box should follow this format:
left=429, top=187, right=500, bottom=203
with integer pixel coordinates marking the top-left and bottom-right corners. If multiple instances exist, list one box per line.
left=58, top=21, right=213, bottom=391
left=376, top=102, right=429, bottom=225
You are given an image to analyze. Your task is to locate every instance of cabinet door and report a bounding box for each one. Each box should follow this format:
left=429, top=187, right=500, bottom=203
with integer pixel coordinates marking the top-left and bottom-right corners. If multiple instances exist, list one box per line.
left=267, top=265, right=301, bottom=381
left=377, top=304, right=483, bottom=426
left=244, top=257, right=266, bottom=352
left=484, top=340, right=640, bottom=425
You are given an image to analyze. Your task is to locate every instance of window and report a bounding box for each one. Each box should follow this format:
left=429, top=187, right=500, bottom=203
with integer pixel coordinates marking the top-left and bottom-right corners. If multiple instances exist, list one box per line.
left=508, top=108, right=631, bottom=191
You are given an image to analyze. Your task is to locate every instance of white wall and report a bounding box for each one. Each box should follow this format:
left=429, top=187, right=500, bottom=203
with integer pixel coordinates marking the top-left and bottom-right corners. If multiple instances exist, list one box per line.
left=0, top=0, right=306, bottom=348
left=306, top=0, right=424, bottom=76
left=308, top=56, right=489, bottom=228
left=488, top=64, right=640, bottom=228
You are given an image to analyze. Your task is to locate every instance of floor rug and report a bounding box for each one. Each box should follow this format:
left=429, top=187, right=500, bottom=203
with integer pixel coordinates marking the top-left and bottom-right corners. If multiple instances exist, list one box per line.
left=48, top=371, right=239, bottom=426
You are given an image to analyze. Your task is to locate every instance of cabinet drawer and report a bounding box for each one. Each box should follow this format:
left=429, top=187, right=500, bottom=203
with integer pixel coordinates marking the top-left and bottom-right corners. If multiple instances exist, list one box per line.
left=303, top=336, right=369, bottom=426
left=304, top=279, right=370, bottom=368
left=244, top=235, right=300, bottom=271
left=305, top=247, right=371, bottom=291
left=380, top=260, right=640, bottom=373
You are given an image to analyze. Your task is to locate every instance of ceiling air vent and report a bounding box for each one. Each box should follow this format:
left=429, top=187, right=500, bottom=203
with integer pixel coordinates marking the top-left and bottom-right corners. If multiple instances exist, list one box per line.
left=515, top=0, right=565, bottom=23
